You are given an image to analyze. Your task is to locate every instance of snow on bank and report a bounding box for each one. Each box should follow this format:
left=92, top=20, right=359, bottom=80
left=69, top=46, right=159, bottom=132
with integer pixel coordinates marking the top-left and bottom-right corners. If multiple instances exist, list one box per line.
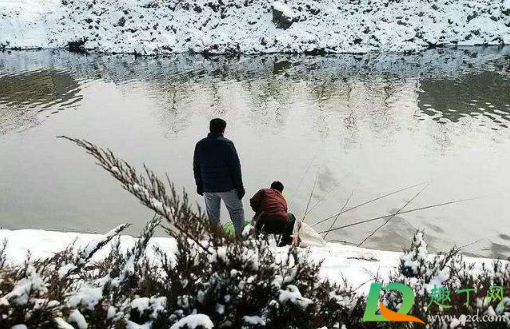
left=1, top=0, right=509, bottom=55
left=0, top=229, right=396, bottom=291
left=0, top=229, right=177, bottom=264
left=0, top=229, right=495, bottom=294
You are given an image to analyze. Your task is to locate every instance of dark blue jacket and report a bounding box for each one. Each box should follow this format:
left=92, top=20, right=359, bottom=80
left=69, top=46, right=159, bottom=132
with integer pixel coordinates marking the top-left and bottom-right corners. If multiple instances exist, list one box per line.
left=193, top=133, right=244, bottom=193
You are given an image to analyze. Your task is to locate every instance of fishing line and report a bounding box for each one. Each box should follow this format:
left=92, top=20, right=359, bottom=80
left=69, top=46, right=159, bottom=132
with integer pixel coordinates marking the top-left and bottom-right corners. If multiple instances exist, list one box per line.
left=323, top=190, right=355, bottom=239
left=312, top=181, right=428, bottom=227
left=357, top=182, right=431, bottom=247
left=303, top=171, right=352, bottom=219
left=289, top=143, right=324, bottom=203
left=319, top=195, right=486, bottom=235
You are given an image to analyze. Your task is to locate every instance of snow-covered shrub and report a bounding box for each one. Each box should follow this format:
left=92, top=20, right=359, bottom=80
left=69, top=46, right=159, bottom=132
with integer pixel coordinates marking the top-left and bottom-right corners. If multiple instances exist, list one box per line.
left=0, top=260, right=59, bottom=329
left=384, top=231, right=510, bottom=329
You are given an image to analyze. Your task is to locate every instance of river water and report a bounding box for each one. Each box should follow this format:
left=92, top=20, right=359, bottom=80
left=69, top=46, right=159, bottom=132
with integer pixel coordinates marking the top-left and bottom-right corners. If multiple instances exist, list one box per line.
left=1, top=48, right=509, bottom=257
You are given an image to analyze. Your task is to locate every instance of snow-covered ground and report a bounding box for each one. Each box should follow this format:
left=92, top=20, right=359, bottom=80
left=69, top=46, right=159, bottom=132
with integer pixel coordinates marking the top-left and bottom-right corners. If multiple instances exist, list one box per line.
left=0, top=229, right=495, bottom=295
left=1, top=0, right=509, bottom=55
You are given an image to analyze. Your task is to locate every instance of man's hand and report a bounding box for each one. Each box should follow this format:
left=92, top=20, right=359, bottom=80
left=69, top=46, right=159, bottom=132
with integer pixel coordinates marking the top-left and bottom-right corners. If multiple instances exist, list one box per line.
left=236, top=186, right=245, bottom=200
left=197, top=186, right=203, bottom=196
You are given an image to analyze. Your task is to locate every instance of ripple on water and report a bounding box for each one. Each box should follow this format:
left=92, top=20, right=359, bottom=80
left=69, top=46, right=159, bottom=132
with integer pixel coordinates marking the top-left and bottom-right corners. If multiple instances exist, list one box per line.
left=417, top=70, right=510, bottom=128
left=0, top=69, right=86, bottom=133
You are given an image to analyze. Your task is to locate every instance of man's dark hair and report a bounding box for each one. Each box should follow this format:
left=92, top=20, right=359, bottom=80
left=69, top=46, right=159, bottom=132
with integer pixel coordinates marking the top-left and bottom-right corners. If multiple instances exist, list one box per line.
left=210, top=118, right=227, bottom=134
left=270, top=181, right=284, bottom=192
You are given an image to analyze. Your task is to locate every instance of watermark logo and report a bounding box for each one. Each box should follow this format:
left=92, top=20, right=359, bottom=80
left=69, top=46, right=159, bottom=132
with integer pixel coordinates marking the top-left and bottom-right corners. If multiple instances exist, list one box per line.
left=363, top=282, right=506, bottom=324
left=363, top=282, right=425, bottom=324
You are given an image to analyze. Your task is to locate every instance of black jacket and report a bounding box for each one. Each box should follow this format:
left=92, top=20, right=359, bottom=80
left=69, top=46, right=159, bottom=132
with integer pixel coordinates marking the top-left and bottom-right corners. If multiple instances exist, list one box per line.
left=193, top=133, right=244, bottom=193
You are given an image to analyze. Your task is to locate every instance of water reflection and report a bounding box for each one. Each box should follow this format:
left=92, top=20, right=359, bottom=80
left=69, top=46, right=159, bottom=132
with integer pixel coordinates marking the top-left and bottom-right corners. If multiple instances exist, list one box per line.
left=418, top=71, right=510, bottom=127
left=1, top=48, right=510, bottom=257
left=0, top=70, right=82, bottom=133
left=2, top=48, right=509, bottom=134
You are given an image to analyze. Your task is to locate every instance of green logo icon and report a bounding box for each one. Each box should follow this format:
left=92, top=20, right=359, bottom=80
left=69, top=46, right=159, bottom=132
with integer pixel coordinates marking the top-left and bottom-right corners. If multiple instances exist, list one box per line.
left=363, top=282, right=425, bottom=324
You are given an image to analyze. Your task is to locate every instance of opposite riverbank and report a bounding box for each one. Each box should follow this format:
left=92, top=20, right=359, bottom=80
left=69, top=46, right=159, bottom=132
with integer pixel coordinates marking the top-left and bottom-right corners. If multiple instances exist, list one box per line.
left=1, top=0, right=510, bottom=55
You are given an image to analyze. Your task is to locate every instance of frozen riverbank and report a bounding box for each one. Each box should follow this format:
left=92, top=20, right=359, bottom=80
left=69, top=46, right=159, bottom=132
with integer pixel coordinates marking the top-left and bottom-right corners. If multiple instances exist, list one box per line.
left=2, top=228, right=509, bottom=328
left=0, top=229, right=396, bottom=292
left=0, top=229, right=495, bottom=294
left=1, top=0, right=509, bottom=55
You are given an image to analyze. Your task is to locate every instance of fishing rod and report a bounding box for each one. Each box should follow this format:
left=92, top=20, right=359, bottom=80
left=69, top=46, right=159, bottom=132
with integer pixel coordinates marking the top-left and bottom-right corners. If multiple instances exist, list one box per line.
left=319, top=195, right=485, bottom=235
left=327, top=239, right=358, bottom=246
left=290, top=144, right=323, bottom=202
left=312, top=181, right=428, bottom=227
left=323, top=190, right=354, bottom=239
left=357, top=182, right=431, bottom=247
left=303, top=172, right=351, bottom=220
left=458, top=237, right=489, bottom=251
left=302, top=175, right=318, bottom=221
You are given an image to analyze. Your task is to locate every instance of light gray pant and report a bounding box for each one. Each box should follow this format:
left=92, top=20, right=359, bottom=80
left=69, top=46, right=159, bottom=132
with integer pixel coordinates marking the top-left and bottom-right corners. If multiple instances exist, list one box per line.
left=204, top=190, right=245, bottom=234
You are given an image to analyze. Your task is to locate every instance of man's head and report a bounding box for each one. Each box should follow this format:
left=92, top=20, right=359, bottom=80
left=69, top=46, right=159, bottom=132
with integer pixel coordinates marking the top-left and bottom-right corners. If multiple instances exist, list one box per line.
left=210, top=118, right=227, bottom=134
left=270, top=181, right=284, bottom=192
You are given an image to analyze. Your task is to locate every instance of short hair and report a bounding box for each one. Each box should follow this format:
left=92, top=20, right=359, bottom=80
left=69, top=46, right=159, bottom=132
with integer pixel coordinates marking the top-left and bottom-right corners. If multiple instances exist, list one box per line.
left=210, top=118, right=227, bottom=133
left=270, top=181, right=284, bottom=192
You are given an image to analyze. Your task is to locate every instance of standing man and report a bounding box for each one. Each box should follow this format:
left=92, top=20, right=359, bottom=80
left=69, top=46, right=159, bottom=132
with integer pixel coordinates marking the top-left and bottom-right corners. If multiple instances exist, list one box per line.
left=250, top=181, right=296, bottom=246
left=193, top=118, right=246, bottom=236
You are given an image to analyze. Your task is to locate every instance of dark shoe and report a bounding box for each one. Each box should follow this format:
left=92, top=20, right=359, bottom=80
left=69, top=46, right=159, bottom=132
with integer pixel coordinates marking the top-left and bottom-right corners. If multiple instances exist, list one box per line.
left=278, top=235, right=293, bottom=247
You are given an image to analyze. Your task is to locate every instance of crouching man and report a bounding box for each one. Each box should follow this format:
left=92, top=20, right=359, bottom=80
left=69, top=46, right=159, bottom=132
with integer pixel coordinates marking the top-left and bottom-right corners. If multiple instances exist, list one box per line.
left=250, top=181, right=296, bottom=246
